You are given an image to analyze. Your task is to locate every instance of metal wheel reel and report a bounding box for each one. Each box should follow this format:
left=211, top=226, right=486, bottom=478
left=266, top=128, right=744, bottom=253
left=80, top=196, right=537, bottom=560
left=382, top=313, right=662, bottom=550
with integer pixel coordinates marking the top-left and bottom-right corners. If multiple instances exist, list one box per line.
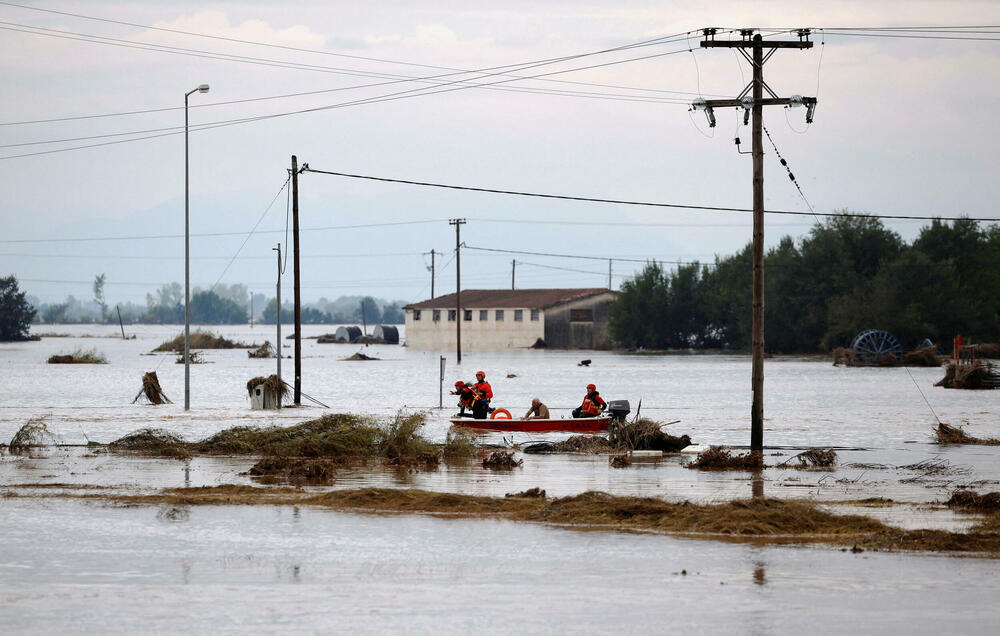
left=850, top=329, right=902, bottom=365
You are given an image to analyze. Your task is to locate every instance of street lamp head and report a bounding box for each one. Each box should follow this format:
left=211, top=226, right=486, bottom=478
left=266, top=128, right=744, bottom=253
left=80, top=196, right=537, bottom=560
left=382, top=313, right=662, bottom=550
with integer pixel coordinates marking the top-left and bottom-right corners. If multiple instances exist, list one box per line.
left=197, top=84, right=210, bottom=93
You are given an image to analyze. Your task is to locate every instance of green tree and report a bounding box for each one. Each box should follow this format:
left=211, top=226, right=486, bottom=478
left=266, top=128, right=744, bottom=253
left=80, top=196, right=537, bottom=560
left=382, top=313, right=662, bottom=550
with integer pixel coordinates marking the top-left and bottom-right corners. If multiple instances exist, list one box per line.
left=261, top=298, right=294, bottom=324
left=0, top=275, right=37, bottom=341
left=93, top=273, right=108, bottom=322
left=608, top=262, right=670, bottom=348
left=190, top=290, right=248, bottom=324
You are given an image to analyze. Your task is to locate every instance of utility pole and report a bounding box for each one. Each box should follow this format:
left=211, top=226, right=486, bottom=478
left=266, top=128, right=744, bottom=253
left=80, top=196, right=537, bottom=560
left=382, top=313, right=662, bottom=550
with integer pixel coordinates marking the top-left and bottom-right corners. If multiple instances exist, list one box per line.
left=449, top=218, right=466, bottom=364
left=291, top=156, right=302, bottom=405
left=694, top=28, right=816, bottom=452
left=273, top=244, right=282, bottom=408
left=360, top=299, right=367, bottom=335
left=608, top=259, right=612, bottom=290
left=511, top=259, right=516, bottom=290
left=428, top=249, right=436, bottom=299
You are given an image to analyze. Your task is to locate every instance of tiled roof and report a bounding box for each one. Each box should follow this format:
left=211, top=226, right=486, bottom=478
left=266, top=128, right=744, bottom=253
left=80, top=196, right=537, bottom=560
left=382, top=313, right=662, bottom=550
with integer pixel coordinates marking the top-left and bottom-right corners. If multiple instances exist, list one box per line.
left=404, top=288, right=614, bottom=310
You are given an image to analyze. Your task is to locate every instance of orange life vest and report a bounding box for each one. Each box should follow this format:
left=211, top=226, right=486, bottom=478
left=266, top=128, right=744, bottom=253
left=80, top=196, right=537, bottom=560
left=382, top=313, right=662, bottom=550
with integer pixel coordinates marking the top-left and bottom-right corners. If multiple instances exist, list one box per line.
left=581, top=391, right=606, bottom=415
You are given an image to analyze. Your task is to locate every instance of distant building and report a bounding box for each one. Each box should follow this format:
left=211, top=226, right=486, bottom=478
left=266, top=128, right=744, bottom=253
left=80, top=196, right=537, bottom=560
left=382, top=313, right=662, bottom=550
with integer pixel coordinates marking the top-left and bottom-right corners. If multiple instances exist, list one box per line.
left=403, top=288, right=616, bottom=350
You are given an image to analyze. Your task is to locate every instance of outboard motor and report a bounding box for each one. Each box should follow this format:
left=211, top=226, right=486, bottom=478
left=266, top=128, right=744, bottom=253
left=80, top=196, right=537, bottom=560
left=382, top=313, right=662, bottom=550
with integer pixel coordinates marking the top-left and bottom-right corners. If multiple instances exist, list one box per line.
left=607, top=400, right=630, bottom=423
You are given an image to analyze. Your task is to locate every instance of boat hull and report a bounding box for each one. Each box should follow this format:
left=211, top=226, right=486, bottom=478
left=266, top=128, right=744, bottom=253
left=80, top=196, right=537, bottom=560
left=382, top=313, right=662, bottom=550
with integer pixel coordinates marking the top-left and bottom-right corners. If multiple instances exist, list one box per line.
left=449, top=416, right=611, bottom=433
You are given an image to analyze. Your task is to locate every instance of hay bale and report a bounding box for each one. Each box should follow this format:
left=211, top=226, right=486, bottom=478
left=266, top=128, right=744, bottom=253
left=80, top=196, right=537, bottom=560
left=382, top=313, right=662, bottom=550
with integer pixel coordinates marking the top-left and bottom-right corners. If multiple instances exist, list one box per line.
left=609, top=418, right=691, bottom=452
left=248, top=342, right=276, bottom=359
left=109, top=428, right=190, bottom=459
left=482, top=451, right=522, bottom=470
left=8, top=417, right=56, bottom=454
left=246, top=374, right=290, bottom=400
left=902, top=346, right=941, bottom=367
left=132, top=371, right=171, bottom=405
left=687, top=446, right=764, bottom=471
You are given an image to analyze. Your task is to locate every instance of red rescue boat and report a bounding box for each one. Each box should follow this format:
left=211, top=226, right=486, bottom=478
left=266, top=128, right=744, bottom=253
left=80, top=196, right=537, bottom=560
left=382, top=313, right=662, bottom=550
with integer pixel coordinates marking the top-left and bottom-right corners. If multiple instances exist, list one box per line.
left=449, top=416, right=612, bottom=433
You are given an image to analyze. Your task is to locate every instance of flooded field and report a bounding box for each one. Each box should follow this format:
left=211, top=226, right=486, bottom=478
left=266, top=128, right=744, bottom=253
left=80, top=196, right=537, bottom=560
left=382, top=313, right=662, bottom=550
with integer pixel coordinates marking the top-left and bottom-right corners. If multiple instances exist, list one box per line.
left=2, top=324, right=1000, bottom=632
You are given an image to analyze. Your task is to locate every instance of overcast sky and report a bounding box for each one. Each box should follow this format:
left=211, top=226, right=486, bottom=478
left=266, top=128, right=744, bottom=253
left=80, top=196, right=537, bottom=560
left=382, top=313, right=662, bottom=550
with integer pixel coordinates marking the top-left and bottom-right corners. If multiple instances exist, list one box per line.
left=2, top=0, right=999, bottom=305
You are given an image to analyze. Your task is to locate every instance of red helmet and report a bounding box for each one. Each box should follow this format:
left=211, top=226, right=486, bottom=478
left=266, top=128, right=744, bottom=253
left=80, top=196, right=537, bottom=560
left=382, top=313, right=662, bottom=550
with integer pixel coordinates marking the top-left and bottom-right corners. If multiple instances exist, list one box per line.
left=455, top=381, right=465, bottom=388
left=587, top=383, right=596, bottom=391
left=475, top=370, right=485, bottom=378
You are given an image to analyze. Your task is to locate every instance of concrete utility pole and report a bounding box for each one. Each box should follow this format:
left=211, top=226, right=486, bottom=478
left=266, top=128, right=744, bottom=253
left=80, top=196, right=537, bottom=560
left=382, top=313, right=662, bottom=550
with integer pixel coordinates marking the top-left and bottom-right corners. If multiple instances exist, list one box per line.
left=291, top=155, right=302, bottom=405
left=428, top=249, right=436, bottom=299
left=694, top=28, right=817, bottom=452
left=449, top=218, right=466, bottom=364
left=273, top=243, right=282, bottom=408
left=511, top=259, right=516, bottom=290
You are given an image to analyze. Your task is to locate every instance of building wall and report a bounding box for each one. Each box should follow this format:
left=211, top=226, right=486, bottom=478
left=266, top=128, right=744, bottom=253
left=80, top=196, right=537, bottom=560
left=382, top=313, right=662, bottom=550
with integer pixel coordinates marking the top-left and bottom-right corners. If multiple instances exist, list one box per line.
left=543, top=292, right=616, bottom=348
left=405, top=307, right=545, bottom=350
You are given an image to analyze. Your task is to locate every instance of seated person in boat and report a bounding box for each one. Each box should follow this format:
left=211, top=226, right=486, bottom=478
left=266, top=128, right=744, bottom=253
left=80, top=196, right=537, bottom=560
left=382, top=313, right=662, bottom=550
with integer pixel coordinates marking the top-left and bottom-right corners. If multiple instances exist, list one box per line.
left=452, top=381, right=489, bottom=419
left=523, top=398, right=550, bottom=420
left=572, top=383, right=606, bottom=418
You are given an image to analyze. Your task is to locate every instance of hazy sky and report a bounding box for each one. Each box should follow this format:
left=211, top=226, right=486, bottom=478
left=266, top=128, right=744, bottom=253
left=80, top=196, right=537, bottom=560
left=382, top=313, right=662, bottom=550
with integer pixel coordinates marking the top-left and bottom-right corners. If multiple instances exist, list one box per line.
left=2, top=1, right=999, bottom=305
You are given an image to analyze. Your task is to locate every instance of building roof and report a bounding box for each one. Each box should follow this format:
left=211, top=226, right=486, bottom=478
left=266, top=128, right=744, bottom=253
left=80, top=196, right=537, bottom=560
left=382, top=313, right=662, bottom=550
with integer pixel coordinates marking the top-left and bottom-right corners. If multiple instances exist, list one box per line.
left=404, top=288, right=614, bottom=310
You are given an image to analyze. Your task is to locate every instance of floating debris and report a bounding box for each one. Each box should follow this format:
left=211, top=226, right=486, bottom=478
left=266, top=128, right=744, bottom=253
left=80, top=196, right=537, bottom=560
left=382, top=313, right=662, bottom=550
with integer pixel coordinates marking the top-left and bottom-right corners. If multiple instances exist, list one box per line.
left=154, top=330, right=253, bottom=352
left=936, top=361, right=1000, bottom=389
left=108, top=428, right=191, bottom=460
left=506, top=487, right=546, bottom=498
left=8, top=417, right=56, bottom=454
left=132, top=371, right=171, bottom=405
left=935, top=423, right=1000, bottom=446
left=248, top=456, right=341, bottom=485
left=482, top=451, right=522, bottom=470
left=609, top=454, right=631, bottom=468
left=901, top=346, right=941, bottom=367
left=343, top=352, right=378, bottom=361
left=609, top=418, right=691, bottom=452
left=687, top=446, right=764, bottom=471
left=47, top=348, right=106, bottom=364
left=832, top=347, right=856, bottom=366
left=778, top=449, right=838, bottom=469
left=946, top=490, right=1000, bottom=512
left=506, top=373, right=517, bottom=378
left=247, top=342, right=276, bottom=359
left=175, top=351, right=207, bottom=364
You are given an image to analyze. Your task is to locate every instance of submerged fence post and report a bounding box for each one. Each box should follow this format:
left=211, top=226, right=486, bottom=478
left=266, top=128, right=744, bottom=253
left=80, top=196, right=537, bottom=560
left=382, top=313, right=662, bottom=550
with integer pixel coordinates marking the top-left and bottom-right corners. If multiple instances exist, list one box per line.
left=439, top=356, right=446, bottom=408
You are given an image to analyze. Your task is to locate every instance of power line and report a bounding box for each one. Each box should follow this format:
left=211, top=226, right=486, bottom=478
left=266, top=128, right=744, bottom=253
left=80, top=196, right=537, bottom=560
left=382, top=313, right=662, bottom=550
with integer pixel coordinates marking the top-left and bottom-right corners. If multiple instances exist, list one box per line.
left=302, top=168, right=1000, bottom=222
left=0, top=45, right=698, bottom=161
left=466, top=245, right=687, bottom=264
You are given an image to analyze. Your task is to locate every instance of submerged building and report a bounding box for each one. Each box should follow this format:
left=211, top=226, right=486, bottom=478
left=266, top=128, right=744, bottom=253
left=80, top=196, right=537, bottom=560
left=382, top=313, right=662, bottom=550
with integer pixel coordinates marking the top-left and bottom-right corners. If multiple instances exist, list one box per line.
left=403, top=288, right=616, bottom=350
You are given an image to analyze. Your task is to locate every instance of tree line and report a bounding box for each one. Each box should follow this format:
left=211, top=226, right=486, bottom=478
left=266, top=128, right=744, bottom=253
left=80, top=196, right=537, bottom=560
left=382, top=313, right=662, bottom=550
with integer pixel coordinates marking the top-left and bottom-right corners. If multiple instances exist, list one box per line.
left=609, top=216, right=1000, bottom=352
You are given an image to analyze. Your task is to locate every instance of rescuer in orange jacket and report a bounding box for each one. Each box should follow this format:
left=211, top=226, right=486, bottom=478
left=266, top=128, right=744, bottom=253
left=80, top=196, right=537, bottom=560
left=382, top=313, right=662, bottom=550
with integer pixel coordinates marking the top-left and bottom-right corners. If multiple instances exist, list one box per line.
left=473, top=371, right=494, bottom=415
left=572, top=383, right=607, bottom=418
left=452, top=380, right=488, bottom=419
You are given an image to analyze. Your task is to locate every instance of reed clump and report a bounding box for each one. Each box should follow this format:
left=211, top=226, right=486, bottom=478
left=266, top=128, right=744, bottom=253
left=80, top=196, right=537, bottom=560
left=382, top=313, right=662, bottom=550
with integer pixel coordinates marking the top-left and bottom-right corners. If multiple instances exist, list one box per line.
left=109, top=428, right=191, bottom=460
left=687, top=446, right=765, bottom=471
left=153, top=330, right=252, bottom=352
left=482, top=451, right=522, bottom=470
left=8, top=417, right=56, bottom=454
left=47, top=348, right=107, bottom=364
left=935, top=423, right=1000, bottom=446
left=247, top=342, right=276, bottom=359
left=609, top=418, right=691, bottom=452
left=946, top=490, right=1000, bottom=512
left=382, top=413, right=439, bottom=467
left=442, top=429, right=479, bottom=461
left=901, top=346, right=941, bottom=367
left=779, top=449, right=838, bottom=469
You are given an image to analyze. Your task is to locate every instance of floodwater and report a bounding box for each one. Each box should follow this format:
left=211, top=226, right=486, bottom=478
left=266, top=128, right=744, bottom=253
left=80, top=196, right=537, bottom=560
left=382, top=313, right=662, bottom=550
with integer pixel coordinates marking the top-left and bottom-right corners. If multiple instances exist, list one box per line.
left=1, top=499, right=998, bottom=635
left=2, top=324, right=1000, bottom=632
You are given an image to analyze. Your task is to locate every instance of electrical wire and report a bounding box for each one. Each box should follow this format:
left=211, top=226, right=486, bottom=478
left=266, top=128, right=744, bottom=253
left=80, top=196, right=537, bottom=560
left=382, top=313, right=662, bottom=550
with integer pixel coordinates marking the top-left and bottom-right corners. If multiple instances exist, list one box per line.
left=762, top=125, right=817, bottom=217
left=301, top=168, right=1000, bottom=222
left=211, top=176, right=290, bottom=288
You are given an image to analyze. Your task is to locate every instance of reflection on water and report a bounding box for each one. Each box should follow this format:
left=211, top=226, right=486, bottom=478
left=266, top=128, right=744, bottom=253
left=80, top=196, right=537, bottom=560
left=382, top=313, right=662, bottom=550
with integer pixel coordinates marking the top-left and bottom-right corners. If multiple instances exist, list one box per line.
left=0, top=499, right=997, bottom=634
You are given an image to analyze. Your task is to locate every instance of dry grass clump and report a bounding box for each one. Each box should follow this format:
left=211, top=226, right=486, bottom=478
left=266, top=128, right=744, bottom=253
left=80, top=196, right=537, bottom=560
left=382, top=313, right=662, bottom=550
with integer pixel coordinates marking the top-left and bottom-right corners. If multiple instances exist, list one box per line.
left=506, top=487, right=546, bottom=498
left=442, top=429, right=479, bottom=461
left=935, top=361, right=1000, bottom=389
left=343, top=352, right=378, bottom=361
left=246, top=375, right=290, bottom=400
left=946, top=490, right=1000, bottom=512
left=175, top=351, right=206, bottom=364
left=193, top=414, right=379, bottom=457
left=132, top=371, right=171, bottom=405
left=383, top=413, right=439, bottom=467
left=935, top=423, right=1000, bottom=446
left=555, top=435, right=614, bottom=453
left=609, top=454, right=632, bottom=468
left=832, top=347, right=856, bottom=366
left=609, top=418, right=691, bottom=452
left=8, top=417, right=56, bottom=454
left=153, top=330, right=252, bottom=352
left=247, top=342, right=276, bottom=359
left=109, top=428, right=191, bottom=460
left=248, top=456, right=340, bottom=485
left=47, top=348, right=107, bottom=364
left=779, top=449, right=838, bottom=469
left=902, top=346, right=941, bottom=367
left=687, top=446, right=765, bottom=471
left=482, top=451, right=522, bottom=470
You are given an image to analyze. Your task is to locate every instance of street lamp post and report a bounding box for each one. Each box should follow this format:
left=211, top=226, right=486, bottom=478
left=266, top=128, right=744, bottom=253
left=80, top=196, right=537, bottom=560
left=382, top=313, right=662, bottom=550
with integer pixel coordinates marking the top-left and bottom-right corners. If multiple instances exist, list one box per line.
left=184, top=83, right=210, bottom=411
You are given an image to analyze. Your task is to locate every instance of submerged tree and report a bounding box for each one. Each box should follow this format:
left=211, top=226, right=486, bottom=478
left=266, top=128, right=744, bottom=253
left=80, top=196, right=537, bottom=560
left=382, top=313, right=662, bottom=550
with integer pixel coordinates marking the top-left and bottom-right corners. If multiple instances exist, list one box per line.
left=0, top=275, right=37, bottom=341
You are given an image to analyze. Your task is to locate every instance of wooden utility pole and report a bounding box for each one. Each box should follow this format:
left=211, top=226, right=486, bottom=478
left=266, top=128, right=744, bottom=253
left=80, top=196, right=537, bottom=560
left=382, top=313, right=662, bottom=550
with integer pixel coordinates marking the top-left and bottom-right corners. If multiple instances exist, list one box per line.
left=696, top=28, right=816, bottom=452
left=511, top=259, right=516, bottom=290
left=429, top=249, right=436, bottom=299
left=273, top=243, right=282, bottom=408
left=449, top=218, right=466, bottom=364
left=291, top=155, right=302, bottom=405
left=608, top=259, right=612, bottom=290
